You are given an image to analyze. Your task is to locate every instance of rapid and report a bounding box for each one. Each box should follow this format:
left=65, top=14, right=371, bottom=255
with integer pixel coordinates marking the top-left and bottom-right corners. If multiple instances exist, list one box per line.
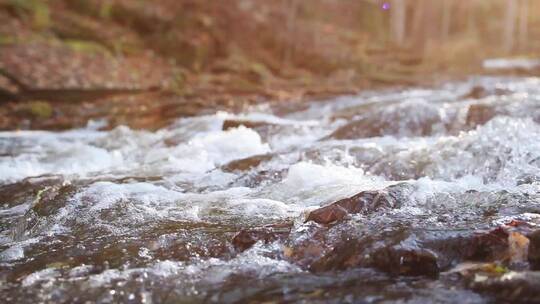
left=1, top=76, right=540, bottom=303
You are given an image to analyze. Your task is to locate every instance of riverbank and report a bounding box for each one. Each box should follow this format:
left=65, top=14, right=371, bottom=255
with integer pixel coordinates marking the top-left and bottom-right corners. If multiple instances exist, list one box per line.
left=1, top=0, right=539, bottom=131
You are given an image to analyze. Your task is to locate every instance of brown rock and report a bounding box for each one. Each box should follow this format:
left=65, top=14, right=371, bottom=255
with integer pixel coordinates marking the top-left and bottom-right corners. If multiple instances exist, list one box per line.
left=231, top=223, right=292, bottom=252
left=222, top=119, right=274, bottom=131
left=306, top=183, right=414, bottom=225
left=305, top=204, right=350, bottom=225
left=528, top=230, right=540, bottom=270
left=221, top=154, right=273, bottom=172
left=466, top=104, right=497, bottom=128
left=372, top=247, right=439, bottom=277
left=471, top=271, right=540, bottom=303
left=288, top=222, right=532, bottom=276
left=464, top=86, right=488, bottom=99
left=326, top=102, right=442, bottom=140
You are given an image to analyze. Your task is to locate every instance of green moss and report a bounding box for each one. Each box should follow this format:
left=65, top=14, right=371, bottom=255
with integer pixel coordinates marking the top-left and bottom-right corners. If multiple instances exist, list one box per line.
left=33, top=187, right=49, bottom=205
left=193, top=43, right=211, bottom=72
left=64, top=0, right=96, bottom=17
left=64, top=39, right=110, bottom=55
left=0, top=34, right=17, bottom=45
left=27, top=101, right=53, bottom=119
left=99, top=2, right=113, bottom=20
left=230, top=77, right=261, bottom=92
left=170, top=68, right=187, bottom=95
left=45, top=262, right=68, bottom=269
left=9, top=0, right=50, bottom=30
left=493, top=265, right=508, bottom=274
left=248, top=62, right=272, bottom=84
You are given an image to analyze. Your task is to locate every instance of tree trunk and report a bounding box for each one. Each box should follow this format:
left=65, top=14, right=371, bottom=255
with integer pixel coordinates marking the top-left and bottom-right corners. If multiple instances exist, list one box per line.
left=410, top=0, right=426, bottom=50
left=504, top=0, right=517, bottom=53
left=518, top=0, right=529, bottom=50
left=466, top=0, right=477, bottom=35
left=441, top=0, right=452, bottom=42
left=390, top=0, right=407, bottom=46
left=283, top=0, right=300, bottom=65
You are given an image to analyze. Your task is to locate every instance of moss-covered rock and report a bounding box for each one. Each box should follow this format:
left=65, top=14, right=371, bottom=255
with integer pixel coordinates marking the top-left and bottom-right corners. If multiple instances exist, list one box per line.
left=25, top=101, right=53, bottom=119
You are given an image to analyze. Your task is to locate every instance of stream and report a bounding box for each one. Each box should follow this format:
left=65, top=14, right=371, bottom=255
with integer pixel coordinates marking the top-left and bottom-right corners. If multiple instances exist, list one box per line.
left=1, top=76, right=540, bottom=303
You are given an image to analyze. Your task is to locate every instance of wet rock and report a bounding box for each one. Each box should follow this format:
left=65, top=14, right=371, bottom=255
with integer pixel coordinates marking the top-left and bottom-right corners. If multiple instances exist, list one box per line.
left=0, top=175, right=65, bottom=208
left=306, top=183, right=415, bottom=224
left=30, top=183, right=77, bottom=217
left=464, top=86, right=488, bottom=99
left=232, top=223, right=292, bottom=252
left=330, top=100, right=391, bottom=121
left=284, top=222, right=341, bottom=271
left=471, top=271, right=540, bottom=303
left=463, top=86, right=511, bottom=100
left=288, top=226, right=440, bottom=276
left=422, top=224, right=533, bottom=270
left=222, top=119, right=274, bottom=131
left=464, top=227, right=509, bottom=262
left=10, top=181, right=77, bottom=241
left=372, top=247, right=439, bottom=277
left=221, top=154, right=273, bottom=172
left=286, top=220, right=536, bottom=277
left=153, top=231, right=233, bottom=261
left=307, top=237, right=365, bottom=272
left=466, top=104, right=497, bottom=128
left=364, top=229, right=445, bottom=277
left=528, top=230, right=540, bottom=270
left=230, top=169, right=287, bottom=188
left=326, top=100, right=445, bottom=139
left=327, top=118, right=379, bottom=139
left=306, top=204, right=349, bottom=225
left=516, top=174, right=540, bottom=186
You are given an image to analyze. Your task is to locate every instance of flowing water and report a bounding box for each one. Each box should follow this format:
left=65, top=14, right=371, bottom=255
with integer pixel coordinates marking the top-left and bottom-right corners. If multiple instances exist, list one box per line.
left=1, top=76, right=540, bottom=303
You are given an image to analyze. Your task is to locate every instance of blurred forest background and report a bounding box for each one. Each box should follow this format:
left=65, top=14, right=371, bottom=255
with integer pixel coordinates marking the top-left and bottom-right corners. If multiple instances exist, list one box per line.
left=0, top=0, right=539, bottom=130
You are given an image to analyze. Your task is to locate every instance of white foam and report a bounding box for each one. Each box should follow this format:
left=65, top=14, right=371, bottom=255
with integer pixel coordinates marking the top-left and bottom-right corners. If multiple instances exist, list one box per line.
left=0, top=141, right=122, bottom=182
left=22, top=268, right=59, bottom=287
left=483, top=58, right=540, bottom=70
left=0, top=124, right=270, bottom=183
left=263, top=162, right=390, bottom=207
left=412, top=175, right=490, bottom=203
left=0, top=245, right=24, bottom=261
left=150, top=126, right=270, bottom=173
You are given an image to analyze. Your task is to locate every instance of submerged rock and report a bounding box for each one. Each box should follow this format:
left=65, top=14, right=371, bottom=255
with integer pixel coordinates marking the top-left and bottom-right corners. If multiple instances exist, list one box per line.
left=222, top=119, right=276, bottom=131
left=221, top=154, right=273, bottom=172
left=471, top=271, right=540, bottom=303
left=528, top=230, right=540, bottom=270
left=0, top=175, right=65, bottom=208
left=516, top=174, right=540, bottom=186
left=464, top=86, right=488, bottom=99
left=10, top=181, right=76, bottom=241
left=232, top=222, right=292, bottom=252
left=305, top=183, right=415, bottom=224
left=371, top=247, right=439, bottom=277
left=326, top=100, right=447, bottom=139
left=230, top=185, right=524, bottom=276
left=466, top=103, right=497, bottom=128
left=463, top=85, right=511, bottom=100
